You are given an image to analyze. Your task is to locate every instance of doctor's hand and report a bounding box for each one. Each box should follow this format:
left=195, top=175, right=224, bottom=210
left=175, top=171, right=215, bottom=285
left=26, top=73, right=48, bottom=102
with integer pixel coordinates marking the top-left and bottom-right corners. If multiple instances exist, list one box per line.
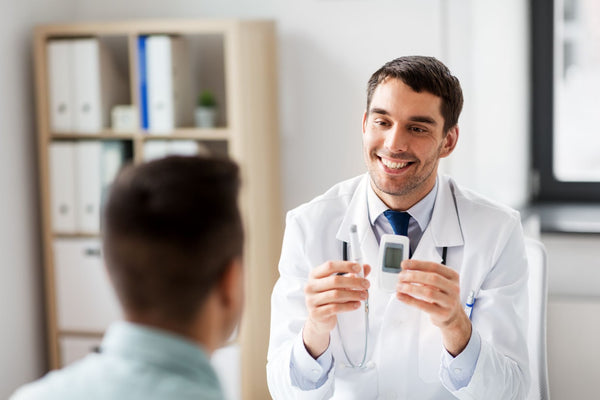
left=302, top=261, right=371, bottom=359
left=396, top=259, right=471, bottom=357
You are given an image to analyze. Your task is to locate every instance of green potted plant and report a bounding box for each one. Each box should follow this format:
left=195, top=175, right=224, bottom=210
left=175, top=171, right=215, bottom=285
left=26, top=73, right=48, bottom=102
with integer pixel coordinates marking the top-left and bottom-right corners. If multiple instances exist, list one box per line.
left=195, top=90, right=218, bottom=128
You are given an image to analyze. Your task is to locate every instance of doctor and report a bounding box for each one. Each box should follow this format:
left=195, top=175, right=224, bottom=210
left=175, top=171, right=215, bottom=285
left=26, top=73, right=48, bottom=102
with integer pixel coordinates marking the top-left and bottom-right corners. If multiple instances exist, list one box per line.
left=267, top=56, right=529, bottom=399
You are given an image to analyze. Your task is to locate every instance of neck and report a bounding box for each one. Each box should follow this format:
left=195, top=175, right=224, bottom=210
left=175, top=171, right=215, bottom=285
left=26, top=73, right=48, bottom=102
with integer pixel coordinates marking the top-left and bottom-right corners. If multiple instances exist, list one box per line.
left=124, top=295, right=222, bottom=356
left=373, top=175, right=437, bottom=211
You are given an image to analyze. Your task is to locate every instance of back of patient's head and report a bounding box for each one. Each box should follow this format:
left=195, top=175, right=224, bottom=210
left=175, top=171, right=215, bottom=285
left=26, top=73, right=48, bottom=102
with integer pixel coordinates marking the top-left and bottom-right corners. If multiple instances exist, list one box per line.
left=102, top=155, right=243, bottom=328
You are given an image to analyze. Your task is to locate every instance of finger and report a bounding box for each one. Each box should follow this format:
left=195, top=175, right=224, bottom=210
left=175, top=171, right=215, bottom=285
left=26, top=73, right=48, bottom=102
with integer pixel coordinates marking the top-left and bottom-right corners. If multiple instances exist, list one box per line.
left=401, top=259, right=459, bottom=281
left=311, top=260, right=363, bottom=279
left=398, top=270, right=454, bottom=295
left=313, top=301, right=363, bottom=319
left=396, top=292, right=441, bottom=314
left=308, top=273, right=370, bottom=294
left=309, top=288, right=368, bottom=308
left=396, top=282, right=451, bottom=307
left=363, top=264, right=372, bottom=278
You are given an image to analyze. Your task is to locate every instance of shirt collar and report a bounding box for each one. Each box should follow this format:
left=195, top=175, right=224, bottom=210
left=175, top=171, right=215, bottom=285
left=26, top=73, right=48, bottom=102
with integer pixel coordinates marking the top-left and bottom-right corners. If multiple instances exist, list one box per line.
left=101, top=321, right=218, bottom=382
left=367, top=177, right=439, bottom=232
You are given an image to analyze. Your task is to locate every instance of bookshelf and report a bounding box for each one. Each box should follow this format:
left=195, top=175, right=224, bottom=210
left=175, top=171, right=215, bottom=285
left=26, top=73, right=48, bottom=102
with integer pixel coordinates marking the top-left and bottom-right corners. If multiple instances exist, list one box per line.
left=33, top=19, right=282, bottom=399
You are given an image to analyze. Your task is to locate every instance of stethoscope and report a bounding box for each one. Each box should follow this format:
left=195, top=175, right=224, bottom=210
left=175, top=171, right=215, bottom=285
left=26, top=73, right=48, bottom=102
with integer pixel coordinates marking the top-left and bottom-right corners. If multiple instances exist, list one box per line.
left=337, top=239, right=448, bottom=369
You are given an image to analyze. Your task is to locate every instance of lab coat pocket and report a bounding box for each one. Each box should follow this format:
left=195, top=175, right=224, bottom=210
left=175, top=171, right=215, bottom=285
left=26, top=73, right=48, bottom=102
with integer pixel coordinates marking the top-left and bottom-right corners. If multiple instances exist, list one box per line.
left=417, top=313, right=443, bottom=383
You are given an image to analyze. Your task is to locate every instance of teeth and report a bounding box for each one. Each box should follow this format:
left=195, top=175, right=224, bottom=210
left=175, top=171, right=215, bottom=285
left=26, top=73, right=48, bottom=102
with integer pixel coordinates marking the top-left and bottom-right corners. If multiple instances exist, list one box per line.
left=381, top=158, right=409, bottom=169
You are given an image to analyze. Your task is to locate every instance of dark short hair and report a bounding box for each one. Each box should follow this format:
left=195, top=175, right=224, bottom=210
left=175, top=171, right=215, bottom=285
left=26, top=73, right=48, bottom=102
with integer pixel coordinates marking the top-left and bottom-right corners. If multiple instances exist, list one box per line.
left=366, top=56, right=464, bottom=133
left=102, top=155, right=243, bottom=325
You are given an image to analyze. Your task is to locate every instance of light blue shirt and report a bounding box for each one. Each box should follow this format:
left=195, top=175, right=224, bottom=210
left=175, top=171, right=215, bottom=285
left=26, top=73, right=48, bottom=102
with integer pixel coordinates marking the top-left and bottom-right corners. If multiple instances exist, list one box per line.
left=290, top=178, right=480, bottom=391
left=11, top=321, right=224, bottom=400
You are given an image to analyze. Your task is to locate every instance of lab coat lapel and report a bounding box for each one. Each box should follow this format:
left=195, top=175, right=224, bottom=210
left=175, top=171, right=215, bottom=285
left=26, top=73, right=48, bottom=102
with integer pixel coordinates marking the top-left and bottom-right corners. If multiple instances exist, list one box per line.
left=413, top=175, right=464, bottom=261
left=414, top=176, right=466, bottom=383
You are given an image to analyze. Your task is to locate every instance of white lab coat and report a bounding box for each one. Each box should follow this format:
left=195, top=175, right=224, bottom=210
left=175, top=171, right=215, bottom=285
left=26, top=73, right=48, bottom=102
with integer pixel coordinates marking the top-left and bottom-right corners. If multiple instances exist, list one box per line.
left=267, top=174, right=529, bottom=400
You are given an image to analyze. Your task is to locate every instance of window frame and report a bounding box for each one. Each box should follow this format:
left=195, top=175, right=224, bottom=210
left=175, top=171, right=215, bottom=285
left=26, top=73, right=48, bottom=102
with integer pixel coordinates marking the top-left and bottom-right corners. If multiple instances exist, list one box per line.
left=531, top=0, right=600, bottom=202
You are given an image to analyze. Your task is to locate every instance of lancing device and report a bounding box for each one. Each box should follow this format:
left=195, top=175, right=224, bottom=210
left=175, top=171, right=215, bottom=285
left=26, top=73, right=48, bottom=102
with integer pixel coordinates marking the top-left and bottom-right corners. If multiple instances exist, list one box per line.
left=349, top=224, right=364, bottom=278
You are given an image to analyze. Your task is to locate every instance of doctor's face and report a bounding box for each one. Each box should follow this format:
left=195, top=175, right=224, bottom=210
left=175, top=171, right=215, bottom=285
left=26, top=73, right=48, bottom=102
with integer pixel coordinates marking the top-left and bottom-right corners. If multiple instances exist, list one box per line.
left=362, top=78, right=458, bottom=209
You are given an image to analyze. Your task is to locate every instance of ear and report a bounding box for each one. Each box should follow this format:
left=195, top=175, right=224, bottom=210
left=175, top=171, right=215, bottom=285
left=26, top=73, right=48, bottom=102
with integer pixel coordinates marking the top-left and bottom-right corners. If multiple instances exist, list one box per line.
left=440, top=125, right=459, bottom=158
left=362, top=111, right=368, bottom=134
left=218, top=257, right=244, bottom=310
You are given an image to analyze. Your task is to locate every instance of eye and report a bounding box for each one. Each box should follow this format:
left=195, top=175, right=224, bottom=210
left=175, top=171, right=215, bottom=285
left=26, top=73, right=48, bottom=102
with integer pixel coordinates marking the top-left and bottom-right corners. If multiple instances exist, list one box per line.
left=373, top=119, right=390, bottom=127
left=409, top=126, right=427, bottom=134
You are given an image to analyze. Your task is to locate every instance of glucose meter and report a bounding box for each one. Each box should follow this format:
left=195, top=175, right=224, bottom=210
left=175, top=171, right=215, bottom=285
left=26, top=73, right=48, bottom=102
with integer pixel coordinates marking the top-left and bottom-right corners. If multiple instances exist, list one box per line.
left=378, top=234, right=409, bottom=292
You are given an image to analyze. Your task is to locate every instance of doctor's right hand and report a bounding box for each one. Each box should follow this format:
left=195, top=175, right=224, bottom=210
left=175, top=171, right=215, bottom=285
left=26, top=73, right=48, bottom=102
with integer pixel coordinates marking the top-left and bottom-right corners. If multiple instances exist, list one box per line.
left=302, top=261, right=371, bottom=359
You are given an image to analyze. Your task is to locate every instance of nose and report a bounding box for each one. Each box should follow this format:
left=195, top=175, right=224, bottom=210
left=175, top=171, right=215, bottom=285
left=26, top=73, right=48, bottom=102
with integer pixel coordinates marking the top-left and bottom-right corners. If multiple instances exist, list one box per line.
left=384, top=126, right=409, bottom=153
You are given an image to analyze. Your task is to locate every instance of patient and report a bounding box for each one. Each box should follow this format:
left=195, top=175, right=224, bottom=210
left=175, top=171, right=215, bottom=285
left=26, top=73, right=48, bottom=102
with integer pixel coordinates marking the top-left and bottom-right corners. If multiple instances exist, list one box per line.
left=12, top=155, right=244, bottom=400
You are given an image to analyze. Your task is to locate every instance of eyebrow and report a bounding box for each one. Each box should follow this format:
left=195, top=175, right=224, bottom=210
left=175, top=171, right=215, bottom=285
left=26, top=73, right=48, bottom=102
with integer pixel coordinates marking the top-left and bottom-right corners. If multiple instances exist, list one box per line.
left=369, top=108, right=438, bottom=126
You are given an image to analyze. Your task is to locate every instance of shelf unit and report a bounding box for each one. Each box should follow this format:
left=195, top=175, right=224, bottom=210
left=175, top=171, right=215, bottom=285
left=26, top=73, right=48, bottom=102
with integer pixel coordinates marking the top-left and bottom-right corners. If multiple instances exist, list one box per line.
left=33, top=19, right=282, bottom=399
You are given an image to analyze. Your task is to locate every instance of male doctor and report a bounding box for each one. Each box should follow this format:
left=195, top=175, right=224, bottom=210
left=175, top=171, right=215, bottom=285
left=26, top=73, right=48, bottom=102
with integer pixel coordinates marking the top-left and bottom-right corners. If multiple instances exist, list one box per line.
left=267, top=56, right=529, bottom=399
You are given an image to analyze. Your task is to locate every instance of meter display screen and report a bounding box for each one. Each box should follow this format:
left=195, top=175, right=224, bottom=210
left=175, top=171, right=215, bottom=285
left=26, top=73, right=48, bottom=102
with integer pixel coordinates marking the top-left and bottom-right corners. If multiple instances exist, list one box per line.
left=382, top=243, right=404, bottom=273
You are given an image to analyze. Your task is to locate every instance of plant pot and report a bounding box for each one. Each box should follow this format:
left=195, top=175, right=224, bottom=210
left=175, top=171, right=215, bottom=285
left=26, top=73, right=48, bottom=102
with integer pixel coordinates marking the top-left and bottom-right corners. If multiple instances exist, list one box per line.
left=195, top=106, right=217, bottom=128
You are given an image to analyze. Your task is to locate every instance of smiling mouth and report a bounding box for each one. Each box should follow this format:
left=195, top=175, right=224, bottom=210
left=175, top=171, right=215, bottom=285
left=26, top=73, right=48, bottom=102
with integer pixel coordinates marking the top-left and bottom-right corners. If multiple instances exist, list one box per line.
left=380, top=157, right=413, bottom=170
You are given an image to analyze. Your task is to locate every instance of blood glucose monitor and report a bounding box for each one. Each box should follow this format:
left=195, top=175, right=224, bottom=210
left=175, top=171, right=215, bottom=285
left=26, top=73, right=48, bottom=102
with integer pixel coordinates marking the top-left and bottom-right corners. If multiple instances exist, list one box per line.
left=378, top=234, right=410, bottom=292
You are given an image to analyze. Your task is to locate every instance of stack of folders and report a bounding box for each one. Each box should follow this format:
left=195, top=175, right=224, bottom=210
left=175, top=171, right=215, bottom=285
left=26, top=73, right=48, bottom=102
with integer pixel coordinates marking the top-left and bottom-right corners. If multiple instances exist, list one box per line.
left=49, top=141, right=128, bottom=234
left=138, top=35, right=194, bottom=133
left=47, top=38, right=128, bottom=133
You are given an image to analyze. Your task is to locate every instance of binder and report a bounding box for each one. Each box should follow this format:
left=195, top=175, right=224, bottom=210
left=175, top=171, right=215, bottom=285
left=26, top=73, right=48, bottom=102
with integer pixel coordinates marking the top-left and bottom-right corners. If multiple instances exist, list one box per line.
left=47, top=40, right=74, bottom=132
left=68, top=38, right=128, bottom=133
left=72, top=39, right=103, bottom=132
left=53, top=238, right=122, bottom=332
left=75, top=141, right=102, bottom=233
left=146, top=36, right=192, bottom=133
left=143, top=140, right=169, bottom=161
left=168, top=140, right=199, bottom=156
left=137, top=36, right=149, bottom=130
left=49, top=142, right=77, bottom=233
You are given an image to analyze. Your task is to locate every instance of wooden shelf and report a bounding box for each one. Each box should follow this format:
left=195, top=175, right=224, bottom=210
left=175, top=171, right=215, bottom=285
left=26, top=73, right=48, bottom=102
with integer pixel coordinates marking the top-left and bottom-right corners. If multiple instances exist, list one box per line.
left=50, top=128, right=229, bottom=141
left=59, top=330, right=104, bottom=338
left=34, top=19, right=282, bottom=400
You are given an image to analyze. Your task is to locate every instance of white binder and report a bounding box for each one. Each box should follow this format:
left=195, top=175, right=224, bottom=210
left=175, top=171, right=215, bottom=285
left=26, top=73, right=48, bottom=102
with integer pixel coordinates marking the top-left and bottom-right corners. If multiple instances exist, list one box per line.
left=49, top=142, right=77, bottom=233
left=53, top=238, right=122, bottom=332
left=168, top=140, right=199, bottom=156
left=75, top=141, right=102, bottom=233
left=47, top=41, right=74, bottom=132
left=143, top=140, right=169, bottom=161
left=146, top=36, right=192, bottom=133
left=72, top=39, right=103, bottom=132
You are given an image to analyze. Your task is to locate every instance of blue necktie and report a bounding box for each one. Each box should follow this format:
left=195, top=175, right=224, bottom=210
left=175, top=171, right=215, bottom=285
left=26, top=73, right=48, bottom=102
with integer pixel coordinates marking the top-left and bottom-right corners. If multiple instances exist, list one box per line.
left=383, top=210, right=410, bottom=236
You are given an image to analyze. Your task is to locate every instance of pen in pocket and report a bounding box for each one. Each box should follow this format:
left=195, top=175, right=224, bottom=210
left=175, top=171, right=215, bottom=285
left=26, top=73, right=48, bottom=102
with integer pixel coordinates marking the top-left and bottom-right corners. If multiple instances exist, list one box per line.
left=464, top=290, right=475, bottom=319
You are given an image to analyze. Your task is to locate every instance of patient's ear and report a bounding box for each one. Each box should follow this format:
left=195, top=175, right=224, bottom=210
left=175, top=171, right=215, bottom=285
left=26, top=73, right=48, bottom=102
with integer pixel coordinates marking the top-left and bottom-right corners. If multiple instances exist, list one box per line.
left=218, top=257, right=244, bottom=321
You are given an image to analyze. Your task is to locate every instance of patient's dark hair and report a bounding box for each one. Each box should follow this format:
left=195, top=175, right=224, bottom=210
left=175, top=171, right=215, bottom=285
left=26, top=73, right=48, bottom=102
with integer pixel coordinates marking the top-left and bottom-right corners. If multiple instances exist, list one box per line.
left=366, top=56, right=464, bottom=133
left=102, top=155, right=243, bottom=325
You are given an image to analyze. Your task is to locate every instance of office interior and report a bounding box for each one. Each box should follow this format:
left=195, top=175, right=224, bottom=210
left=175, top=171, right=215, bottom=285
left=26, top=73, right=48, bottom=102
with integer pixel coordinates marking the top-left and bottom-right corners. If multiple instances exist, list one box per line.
left=1, top=0, right=598, bottom=399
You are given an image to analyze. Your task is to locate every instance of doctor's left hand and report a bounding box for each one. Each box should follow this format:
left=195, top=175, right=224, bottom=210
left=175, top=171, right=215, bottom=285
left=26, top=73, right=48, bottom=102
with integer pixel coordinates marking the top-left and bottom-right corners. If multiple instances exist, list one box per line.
left=395, top=259, right=471, bottom=357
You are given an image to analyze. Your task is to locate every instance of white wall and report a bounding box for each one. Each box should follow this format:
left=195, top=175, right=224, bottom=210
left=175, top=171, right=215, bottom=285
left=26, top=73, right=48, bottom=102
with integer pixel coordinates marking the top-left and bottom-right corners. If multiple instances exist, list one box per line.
left=443, top=0, right=530, bottom=207
left=0, top=0, right=77, bottom=397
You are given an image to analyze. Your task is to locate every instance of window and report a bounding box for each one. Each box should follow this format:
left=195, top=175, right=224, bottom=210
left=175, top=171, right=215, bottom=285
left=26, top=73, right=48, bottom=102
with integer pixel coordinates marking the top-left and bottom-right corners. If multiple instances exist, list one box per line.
left=531, top=0, right=600, bottom=201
